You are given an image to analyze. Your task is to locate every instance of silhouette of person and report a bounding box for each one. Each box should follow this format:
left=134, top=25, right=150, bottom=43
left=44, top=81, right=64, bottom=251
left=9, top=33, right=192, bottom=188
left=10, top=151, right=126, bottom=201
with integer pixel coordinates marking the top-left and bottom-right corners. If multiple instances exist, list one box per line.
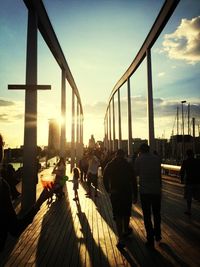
left=79, top=154, right=88, bottom=182
left=180, top=149, right=200, bottom=215
left=103, top=149, right=137, bottom=249
left=52, top=156, right=66, bottom=199
left=0, top=134, right=51, bottom=251
left=1, top=163, right=21, bottom=200
left=86, top=152, right=100, bottom=197
left=134, top=143, right=162, bottom=248
left=72, top=167, right=80, bottom=201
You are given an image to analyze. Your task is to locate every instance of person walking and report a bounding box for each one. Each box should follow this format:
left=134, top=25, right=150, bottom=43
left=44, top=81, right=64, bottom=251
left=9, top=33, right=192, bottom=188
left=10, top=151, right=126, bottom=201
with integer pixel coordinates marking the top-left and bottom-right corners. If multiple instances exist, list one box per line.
left=103, top=149, right=137, bottom=249
left=72, top=167, right=80, bottom=201
left=180, top=149, right=200, bottom=215
left=134, top=143, right=162, bottom=249
left=52, top=157, right=66, bottom=199
left=86, top=152, right=100, bottom=197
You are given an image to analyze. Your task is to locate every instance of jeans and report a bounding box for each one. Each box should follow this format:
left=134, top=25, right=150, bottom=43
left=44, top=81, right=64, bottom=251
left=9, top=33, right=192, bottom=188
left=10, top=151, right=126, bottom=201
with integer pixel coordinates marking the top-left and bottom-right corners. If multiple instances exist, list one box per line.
left=140, top=193, right=161, bottom=242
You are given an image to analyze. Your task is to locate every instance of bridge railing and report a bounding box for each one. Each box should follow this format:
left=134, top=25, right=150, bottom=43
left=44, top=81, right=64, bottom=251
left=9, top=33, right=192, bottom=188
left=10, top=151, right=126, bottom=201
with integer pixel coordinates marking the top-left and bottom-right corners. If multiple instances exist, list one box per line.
left=104, top=0, right=180, bottom=155
left=161, top=164, right=181, bottom=178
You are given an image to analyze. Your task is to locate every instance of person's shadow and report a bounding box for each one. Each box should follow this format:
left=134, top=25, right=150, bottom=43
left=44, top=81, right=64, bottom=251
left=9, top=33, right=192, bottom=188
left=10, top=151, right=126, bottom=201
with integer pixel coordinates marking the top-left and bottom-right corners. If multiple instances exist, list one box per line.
left=74, top=198, right=110, bottom=266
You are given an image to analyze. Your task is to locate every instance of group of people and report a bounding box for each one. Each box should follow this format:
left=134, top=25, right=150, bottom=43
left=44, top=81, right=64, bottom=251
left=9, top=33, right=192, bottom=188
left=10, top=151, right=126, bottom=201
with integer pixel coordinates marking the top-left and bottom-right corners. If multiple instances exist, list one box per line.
left=103, top=144, right=162, bottom=249
left=0, top=134, right=51, bottom=251
left=1, top=130, right=199, bottom=253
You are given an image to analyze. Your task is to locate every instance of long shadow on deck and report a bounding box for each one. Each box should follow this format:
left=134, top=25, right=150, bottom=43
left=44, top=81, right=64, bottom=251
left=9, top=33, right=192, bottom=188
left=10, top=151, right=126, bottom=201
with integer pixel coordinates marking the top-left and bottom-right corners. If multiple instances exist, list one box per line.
left=35, top=186, right=109, bottom=267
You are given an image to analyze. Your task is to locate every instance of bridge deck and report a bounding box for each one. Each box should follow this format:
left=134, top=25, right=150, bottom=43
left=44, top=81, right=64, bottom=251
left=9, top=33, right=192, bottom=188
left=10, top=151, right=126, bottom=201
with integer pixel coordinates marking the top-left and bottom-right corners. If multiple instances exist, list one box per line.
left=0, top=166, right=200, bottom=267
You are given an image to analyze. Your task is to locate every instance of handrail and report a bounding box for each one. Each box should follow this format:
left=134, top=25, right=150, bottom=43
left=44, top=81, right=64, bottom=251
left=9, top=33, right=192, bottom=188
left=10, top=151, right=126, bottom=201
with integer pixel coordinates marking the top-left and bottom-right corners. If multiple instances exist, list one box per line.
left=105, top=0, right=179, bottom=117
left=161, top=164, right=181, bottom=172
left=23, top=0, right=83, bottom=115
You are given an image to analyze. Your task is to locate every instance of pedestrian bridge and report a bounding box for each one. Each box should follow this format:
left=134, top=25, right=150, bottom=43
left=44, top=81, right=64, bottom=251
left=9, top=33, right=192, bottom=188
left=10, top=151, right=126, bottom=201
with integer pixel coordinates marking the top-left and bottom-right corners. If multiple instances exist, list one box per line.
left=2, top=1, right=200, bottom=266
left=7, top=0, right=182, bottom=212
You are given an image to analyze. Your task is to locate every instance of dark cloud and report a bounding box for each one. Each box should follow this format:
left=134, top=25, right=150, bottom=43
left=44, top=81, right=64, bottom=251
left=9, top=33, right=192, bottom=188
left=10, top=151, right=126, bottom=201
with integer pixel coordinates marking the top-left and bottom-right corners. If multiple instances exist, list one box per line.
left=0, top=99, right=14, bottom=106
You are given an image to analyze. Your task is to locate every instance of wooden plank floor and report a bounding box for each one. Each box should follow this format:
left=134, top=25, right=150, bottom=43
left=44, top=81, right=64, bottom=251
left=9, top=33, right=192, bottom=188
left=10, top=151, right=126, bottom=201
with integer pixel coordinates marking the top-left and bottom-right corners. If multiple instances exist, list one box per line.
left=0, top=165, right=200, bottom=267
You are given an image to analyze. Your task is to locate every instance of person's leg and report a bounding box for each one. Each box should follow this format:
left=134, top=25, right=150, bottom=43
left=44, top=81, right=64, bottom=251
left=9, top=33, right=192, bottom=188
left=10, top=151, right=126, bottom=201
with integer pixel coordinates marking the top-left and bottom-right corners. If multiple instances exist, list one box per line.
left=86, top=174, right=91, bottom=197
left=94, top=174, right=98, bottom=197
left=123, top=216, right=132, bottom=237
left=140, top=194, right=154, bottom=246
left=80, top=169, right=83, bottom=183
left=115, top=216, right=125, bottom=248
left=185, top=185, right=192, bottom=215
left=152, top=194, right=161, bottom=242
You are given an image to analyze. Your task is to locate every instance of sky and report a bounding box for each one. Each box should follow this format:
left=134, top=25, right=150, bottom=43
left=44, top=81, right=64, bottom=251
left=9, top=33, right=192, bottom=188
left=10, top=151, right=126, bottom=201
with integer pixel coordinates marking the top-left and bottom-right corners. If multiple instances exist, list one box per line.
left=0, top=0, right=200, bottom=148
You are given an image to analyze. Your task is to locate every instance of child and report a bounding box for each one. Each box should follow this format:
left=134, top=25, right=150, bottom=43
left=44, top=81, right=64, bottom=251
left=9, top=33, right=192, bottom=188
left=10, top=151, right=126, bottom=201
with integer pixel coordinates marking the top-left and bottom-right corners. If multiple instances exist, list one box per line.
left=73, top=167, right=79, bottom=201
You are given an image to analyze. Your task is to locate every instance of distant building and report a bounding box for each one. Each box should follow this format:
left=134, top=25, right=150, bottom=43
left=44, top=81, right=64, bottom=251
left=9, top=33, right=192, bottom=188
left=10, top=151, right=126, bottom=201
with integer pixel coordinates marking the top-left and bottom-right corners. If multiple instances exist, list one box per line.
left=88, top=134, right=95, bottom=149
left=48, top=119, right=60, bottom=156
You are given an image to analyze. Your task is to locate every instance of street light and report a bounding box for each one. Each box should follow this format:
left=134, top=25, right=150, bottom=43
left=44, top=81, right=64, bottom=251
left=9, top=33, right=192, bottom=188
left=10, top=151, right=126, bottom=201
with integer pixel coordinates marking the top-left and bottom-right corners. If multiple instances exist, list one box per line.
left=181, top=100, right=186, bottom=160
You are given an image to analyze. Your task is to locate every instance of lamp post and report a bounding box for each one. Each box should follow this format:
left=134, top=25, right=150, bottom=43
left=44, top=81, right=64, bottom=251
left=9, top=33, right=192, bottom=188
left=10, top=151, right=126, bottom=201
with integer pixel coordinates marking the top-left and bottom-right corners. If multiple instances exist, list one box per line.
left=181, top=100, right=186, bottom=160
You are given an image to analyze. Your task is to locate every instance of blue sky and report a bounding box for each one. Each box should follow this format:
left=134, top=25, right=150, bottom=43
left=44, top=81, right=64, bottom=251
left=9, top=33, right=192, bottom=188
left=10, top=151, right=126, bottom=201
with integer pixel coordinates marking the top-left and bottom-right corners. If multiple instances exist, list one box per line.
left=0, top=0, right=200, bottom=147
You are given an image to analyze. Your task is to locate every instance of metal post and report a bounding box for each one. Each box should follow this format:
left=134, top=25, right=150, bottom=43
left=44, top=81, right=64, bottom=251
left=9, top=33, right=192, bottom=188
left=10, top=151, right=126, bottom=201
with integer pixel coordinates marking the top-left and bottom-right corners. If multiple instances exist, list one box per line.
left=112, top=97, right=116, bottom=151
left=181, top=100, right=186, bottom=159
left=177, top=106, right=179, bottom=135
left=105, top=114, right=108, bottom=151
left=71, top=91, right=75, bottom=171
left=192, top=117, right=195, bottom=154
left=146, top=48, right=155, bottom=151
left=188, top=103, right=190, bottom=135
left=22, top=8, right=38, bottom=212
left=76, top=101, right=80, bottom=165
left=127, top=78, right=133, bottom=156
left=118, top=89, right=122, bottom=149
left=60, top=69, right=66, bottom=157
left=109, top=105, right=112, bottom=152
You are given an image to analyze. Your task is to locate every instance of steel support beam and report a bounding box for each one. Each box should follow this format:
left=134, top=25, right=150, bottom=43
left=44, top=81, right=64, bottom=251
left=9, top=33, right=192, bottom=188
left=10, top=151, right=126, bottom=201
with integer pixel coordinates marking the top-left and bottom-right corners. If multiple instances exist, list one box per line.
left=118, top=89, right=122, bottom=149
left=112, top=97, right=116, bottom=151
left=127, top=78, right=133, bottom=156
left=22, top=8, right=38, bottom=212
left=146, top=48, right=155, bottom=151
left=60, top=69, right=66, bottom=157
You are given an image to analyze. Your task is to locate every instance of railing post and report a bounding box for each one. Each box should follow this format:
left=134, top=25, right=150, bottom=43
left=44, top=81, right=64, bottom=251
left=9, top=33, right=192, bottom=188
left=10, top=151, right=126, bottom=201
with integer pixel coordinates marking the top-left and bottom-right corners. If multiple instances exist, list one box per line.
left=60, top=69, right=66, bottom=157
left=22, top=8, right=38, bottom=212
left=112, top=97, right=116, bottom=151
left=71, top=91, right=75, bottom=172
left=127, top=78, right=133, bottom=156
left=105, top=114, right=109, bottom=151
left=146, top=48, right=155, bottom=151
left=76, top=101, right=80, bottom=165
left=118, top=89, right=122, bottom=149
left=109, top=104, right=112, bottom=152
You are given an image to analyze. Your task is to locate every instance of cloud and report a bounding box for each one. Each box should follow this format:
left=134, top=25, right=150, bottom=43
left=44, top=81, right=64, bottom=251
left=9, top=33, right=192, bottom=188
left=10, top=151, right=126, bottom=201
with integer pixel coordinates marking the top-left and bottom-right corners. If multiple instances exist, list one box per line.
left=162, top=16, right=200, bottom=64
left=0, top=99, right=14, bottom=106
left=0, top=114, right=9, bottom=121
left=0, top=99, right=23, bottom=122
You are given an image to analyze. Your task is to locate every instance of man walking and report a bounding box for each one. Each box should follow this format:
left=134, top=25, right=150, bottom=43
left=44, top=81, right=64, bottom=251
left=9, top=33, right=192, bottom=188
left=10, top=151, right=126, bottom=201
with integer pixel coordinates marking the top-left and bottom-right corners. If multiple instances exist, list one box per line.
left=103, top=149, right=137, bottom=249
left=180, top=149, right=200, bottom=215
left=135, top=143, right=162, bottom=248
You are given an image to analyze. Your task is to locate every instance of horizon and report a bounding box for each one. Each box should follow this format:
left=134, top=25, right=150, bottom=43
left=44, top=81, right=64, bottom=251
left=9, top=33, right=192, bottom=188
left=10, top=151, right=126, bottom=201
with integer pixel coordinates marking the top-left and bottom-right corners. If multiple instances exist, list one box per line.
left=0, top=0, right=200, bottom=148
